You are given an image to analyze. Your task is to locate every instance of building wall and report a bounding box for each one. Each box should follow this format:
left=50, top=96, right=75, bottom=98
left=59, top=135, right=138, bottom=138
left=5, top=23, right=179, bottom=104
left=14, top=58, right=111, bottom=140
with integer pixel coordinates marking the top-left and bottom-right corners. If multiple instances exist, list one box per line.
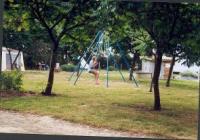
left=173, top=59, right=199, bottom=73
left=1, top=51, right=7, bottom=71
left=142, top=60, right=154, bottom=73
left=1, top=48, right=25, bottom=71
left=160, top=63, right=165, bottom=79
left=163, top=62, right=171, bottom=79
left=138, top=60, right=165, bottom=79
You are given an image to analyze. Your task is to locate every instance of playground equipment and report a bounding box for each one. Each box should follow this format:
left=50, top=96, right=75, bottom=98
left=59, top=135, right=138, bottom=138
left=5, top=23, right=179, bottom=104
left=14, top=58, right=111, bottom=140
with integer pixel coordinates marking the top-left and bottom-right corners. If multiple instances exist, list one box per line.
left=68, top=31, right=139, bottom=87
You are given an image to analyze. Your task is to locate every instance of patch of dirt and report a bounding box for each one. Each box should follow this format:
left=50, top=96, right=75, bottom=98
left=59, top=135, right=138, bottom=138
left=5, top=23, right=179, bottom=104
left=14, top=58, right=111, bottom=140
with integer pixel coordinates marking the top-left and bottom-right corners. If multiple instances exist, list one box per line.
left=0, top=90, right=36, bottom=98
left=0, top=110, right=151, bottom=138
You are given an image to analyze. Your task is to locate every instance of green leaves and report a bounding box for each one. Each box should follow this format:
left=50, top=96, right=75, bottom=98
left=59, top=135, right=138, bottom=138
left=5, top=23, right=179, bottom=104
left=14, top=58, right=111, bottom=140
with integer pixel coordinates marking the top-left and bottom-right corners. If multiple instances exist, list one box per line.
left=117, top=1, right=200, bottom=65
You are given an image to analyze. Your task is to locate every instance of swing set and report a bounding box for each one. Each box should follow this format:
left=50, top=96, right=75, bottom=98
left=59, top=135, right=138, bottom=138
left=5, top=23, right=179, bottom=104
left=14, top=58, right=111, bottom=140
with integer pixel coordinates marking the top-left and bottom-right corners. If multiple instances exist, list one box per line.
left=68, top=30, right=139, bottom=88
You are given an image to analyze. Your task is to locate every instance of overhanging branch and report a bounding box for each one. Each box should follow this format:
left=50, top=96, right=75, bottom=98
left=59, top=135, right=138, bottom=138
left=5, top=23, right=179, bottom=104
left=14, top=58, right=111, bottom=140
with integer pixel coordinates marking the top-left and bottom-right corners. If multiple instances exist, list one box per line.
left=50, top=15, right=65, bottom=30
left=57, top=22, right=86, bottom=41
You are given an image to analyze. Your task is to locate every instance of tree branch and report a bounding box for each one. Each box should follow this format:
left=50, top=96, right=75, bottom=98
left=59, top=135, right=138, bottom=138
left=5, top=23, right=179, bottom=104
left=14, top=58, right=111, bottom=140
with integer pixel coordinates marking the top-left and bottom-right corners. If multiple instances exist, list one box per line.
left=57, top=22, right=86, bottom=42
left=29, top=1, right=58, bottom=44
left=66, top=33, right=78, bottom=40
left=50, top=15, right=65, bottom=30
left=168, top=11, right=179, bottom=42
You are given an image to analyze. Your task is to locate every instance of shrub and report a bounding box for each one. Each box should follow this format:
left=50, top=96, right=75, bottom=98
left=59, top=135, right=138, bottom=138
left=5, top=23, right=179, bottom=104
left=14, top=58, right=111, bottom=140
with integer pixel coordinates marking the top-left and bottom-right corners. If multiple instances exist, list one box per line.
left=108, top=66, right=116, bottom=71
left=0, top=71, right=23, bottom=91
left=61, top=64, right=76, bottom=72
left=181, top=71, right=198, bottom=79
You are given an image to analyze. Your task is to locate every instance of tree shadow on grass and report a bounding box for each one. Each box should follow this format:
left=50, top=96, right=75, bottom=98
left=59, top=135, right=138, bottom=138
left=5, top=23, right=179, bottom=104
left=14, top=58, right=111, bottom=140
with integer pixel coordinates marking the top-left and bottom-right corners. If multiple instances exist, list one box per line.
left=111, top=102, right=197, bottom=121
left=0, top=90, right=36, bottom=98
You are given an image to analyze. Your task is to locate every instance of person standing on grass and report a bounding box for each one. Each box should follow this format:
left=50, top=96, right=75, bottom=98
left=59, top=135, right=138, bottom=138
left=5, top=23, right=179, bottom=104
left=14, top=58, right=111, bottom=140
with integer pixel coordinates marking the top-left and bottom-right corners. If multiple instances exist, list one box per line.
left=88, top=56, right=100, bottom=85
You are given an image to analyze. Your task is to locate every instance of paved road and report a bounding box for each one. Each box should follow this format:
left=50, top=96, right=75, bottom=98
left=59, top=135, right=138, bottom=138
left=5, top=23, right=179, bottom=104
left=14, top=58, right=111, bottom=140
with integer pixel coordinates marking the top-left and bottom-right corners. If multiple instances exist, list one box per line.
left=0, top=110, right=150, bottom=138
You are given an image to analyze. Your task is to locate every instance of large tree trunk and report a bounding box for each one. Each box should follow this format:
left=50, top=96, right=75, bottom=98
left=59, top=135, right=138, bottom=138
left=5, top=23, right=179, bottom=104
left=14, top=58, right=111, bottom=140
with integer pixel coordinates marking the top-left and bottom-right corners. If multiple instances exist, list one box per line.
left=76, top=63, right=80, bottom=77
left=43, top=44, right=58, bottom=96
left=149, top=77, right=153, bottom=92
left=152, top=48, right=163, bottom=111
left=166, top=55, right=175, bottom=87
left=149, top=55, right=156, bottom=92
left=129, top=63, right=135, bottom=80
left=129, top=52, right=139, bottom=80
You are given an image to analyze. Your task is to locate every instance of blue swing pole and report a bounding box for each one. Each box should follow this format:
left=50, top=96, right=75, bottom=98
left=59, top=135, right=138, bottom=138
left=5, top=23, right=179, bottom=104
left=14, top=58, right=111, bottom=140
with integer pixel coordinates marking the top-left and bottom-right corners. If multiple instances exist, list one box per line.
left=109, top=54, right=126, bottom=82
left=116, top=43, right=131, bottom=68
left=94, top=32, right=105, bottom=53
left=116, top=43, right=139, bottom=87
left=68, top=31, right=103, bottom=81
left=106, top=39, right=109, bottom=88
left=117, top=43, right=139, bottom=87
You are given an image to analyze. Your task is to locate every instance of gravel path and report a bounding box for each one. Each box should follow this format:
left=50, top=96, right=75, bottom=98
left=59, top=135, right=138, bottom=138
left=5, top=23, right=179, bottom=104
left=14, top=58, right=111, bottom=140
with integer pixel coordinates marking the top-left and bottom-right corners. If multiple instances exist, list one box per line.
left=0, top=110, right=150, bottom=138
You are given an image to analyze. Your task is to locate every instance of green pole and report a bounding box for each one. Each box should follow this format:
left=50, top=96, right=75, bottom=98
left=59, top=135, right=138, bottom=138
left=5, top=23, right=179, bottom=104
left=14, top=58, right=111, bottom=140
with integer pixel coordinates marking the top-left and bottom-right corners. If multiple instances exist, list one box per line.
left=113, top=57, right=126, bottom=82
left=115, top=44, right=139, bottom=87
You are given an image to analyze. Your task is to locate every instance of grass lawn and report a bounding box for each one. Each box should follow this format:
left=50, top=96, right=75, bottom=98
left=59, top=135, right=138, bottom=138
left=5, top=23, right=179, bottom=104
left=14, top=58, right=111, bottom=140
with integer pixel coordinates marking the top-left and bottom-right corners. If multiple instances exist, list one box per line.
left=0, top=70, right=198, bottom=139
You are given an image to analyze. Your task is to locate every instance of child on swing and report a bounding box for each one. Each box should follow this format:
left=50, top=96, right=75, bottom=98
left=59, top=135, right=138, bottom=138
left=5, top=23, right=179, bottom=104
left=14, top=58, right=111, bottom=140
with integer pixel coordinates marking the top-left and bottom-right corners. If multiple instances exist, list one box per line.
left=89, top=56, right=100, bottom=85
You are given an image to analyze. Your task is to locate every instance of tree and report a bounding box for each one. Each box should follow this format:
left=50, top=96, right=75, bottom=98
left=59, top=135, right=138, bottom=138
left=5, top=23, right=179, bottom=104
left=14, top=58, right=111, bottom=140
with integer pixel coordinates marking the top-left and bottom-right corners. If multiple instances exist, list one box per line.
left=165, top=44, right=179, bottom=87
left=165, top=44, right=186, bottom=87
left=118, top=2, right=200, bottom=110
left=22, top=0, right=99, bottom=95
left=165, top=3, right=200, bottom=87
left=180, top=30, right=200, bottom=67
left=167, top=44, right=200, bottom=87
left=3, top=0, right=34, bottom=70
left=106, top=8, right=154, bottom=81
left=127, top=30, right=154, bottom=81
left=3, top=30, right=31, bottom=70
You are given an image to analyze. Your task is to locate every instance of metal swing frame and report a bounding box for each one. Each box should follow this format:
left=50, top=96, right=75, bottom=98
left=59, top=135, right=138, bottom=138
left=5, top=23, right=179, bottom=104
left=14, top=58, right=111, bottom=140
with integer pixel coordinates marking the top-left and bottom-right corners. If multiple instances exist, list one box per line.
left=68, top=31, right=139, bottom=88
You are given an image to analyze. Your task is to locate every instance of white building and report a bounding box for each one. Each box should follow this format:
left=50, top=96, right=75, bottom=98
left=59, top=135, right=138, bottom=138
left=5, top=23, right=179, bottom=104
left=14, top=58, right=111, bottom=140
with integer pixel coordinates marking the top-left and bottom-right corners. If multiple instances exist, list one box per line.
left=1, top=47, right=25, bottom=71
left=136, top=56, right=171, bottom=79
left=135, top=56, right=199, bottom=79
left=173, top=60, right=199, bottom=74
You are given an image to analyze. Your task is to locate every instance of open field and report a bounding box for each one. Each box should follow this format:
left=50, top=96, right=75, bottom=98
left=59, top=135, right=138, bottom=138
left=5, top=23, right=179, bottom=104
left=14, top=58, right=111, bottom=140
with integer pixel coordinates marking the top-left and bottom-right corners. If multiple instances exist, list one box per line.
left=0, top=70, right=198, bottom=139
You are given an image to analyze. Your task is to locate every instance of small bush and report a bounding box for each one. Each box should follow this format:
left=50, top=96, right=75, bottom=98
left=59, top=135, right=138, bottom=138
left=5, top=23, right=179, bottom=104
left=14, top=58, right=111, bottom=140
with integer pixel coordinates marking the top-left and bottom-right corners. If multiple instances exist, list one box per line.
left=0, top=71, right=23, bottom=91
left=181, top=71, right=198, bottom=79
left=61, top=64, right=76, bottom=72
left=108, top=66, right=116, bottom=71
